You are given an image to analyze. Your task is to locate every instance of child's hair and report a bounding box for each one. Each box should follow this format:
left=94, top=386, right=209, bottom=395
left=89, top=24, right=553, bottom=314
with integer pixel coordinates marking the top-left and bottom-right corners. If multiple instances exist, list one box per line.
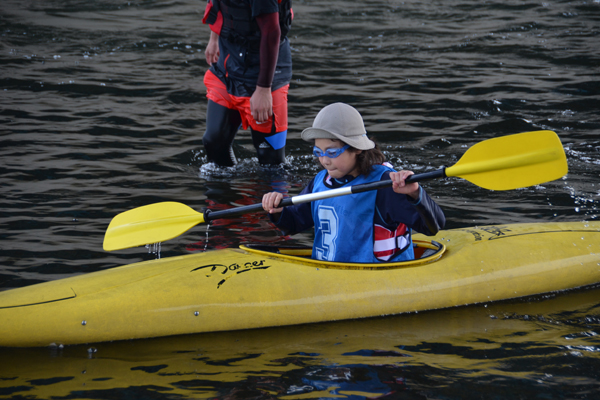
left=353, top=141, right=386, bottom=176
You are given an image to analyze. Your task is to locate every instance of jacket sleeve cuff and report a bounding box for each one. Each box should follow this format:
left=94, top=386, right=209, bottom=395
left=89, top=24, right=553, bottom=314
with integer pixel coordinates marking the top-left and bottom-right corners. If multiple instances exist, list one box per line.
left=409, top=187, right=423, bottom=206
left=268, top=211, right=283, bottom=225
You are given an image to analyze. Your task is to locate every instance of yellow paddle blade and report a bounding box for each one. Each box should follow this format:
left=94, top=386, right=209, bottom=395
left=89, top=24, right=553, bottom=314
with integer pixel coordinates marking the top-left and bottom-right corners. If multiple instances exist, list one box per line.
left=446, top=130, right=568, bottom=190
left=103, top=202, right=205, bottom=251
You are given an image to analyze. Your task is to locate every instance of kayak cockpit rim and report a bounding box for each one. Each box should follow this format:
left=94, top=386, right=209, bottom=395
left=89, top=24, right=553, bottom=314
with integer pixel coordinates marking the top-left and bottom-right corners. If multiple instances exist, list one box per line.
left=239, top=240, right=446, bottom=270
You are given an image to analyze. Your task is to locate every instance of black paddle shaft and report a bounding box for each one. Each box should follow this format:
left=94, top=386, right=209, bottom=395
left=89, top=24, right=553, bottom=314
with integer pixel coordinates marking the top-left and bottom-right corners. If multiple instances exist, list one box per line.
left=203, top=168, right=446, bottom=223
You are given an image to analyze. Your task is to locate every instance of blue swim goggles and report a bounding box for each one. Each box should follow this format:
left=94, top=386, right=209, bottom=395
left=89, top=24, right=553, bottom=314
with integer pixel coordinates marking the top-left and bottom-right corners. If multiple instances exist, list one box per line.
left=313, top=144, right=350, bottom=158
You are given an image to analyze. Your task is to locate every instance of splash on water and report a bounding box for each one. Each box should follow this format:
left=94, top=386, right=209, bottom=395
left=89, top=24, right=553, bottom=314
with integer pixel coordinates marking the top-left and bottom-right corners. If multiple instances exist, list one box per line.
left=145, top=243, right=161, bottom=259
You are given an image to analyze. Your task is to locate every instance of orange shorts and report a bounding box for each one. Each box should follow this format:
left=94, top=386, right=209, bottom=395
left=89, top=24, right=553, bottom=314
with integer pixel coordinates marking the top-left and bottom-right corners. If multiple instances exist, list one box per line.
left=203, top=70, right=289, bottom=134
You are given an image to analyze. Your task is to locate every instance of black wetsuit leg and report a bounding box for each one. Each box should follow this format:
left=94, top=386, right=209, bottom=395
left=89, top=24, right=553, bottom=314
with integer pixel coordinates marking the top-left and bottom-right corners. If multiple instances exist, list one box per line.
left=202, top=100, right=242, bottom=167
left=251, top=123, right=286, bottom=166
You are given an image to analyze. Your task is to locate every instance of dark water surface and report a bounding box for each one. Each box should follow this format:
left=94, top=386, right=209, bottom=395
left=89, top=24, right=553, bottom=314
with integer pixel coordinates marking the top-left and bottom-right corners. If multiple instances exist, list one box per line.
left=1, top=0, right=599, bottom=398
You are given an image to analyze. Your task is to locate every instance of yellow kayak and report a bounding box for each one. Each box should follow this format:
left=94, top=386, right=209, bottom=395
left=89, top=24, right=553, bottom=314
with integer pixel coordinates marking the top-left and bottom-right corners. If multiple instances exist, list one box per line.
left=3, top=287, right=597, bottom=398
left=1, top=221, right=599, bottom=347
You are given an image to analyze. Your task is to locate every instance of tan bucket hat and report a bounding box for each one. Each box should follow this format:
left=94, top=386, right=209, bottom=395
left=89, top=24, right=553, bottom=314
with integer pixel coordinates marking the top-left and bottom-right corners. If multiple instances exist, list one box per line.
left=301, top=103, right=375, bottom=150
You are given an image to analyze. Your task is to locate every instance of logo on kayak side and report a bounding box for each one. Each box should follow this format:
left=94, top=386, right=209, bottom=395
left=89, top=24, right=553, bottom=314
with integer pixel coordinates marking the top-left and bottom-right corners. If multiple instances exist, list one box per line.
left=462, top=226, right=511, bottom=241
left=190, top=260, right=270, bottom=288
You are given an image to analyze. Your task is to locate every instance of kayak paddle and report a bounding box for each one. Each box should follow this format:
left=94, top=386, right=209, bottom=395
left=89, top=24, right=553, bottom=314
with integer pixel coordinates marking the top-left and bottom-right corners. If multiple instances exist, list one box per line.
left=103, top=130, right=567, bottom=251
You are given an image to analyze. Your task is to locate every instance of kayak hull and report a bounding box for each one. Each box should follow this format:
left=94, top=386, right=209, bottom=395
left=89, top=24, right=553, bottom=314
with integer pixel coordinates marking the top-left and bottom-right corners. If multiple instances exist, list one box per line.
left=1, top=221, right=599, bottom=347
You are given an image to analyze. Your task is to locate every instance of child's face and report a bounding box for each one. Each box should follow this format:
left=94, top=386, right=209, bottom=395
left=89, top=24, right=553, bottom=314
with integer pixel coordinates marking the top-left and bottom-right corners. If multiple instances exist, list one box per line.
left=314, top=138, right=361, bottom=179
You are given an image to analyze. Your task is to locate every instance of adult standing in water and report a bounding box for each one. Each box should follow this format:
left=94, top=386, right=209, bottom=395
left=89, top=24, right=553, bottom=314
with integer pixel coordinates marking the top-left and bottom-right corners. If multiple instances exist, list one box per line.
left=201, top=0, right=293, bottom=167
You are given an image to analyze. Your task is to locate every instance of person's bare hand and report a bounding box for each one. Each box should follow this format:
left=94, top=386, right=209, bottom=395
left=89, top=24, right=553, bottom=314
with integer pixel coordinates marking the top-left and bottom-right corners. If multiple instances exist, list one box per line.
left=262, top=191, right=284, bottom=215
left=205, top=32, right=220, bottom=65
left=389, top=170, right=420, bottom=199
left=250, top=86, right=273, bottom=124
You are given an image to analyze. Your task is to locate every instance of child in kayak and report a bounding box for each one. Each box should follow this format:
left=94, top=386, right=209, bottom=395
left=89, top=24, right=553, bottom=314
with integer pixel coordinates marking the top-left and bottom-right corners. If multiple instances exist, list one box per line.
left=262, top=102, right=446, bottom=263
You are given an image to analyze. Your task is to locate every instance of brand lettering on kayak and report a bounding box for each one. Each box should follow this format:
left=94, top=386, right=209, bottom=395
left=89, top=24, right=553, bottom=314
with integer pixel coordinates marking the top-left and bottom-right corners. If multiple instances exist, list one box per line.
left=190, top=260, right=270, bottom=288
left=481, top=226, right=511, bottom=238
left=462, top=226, right=511, bottom=241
